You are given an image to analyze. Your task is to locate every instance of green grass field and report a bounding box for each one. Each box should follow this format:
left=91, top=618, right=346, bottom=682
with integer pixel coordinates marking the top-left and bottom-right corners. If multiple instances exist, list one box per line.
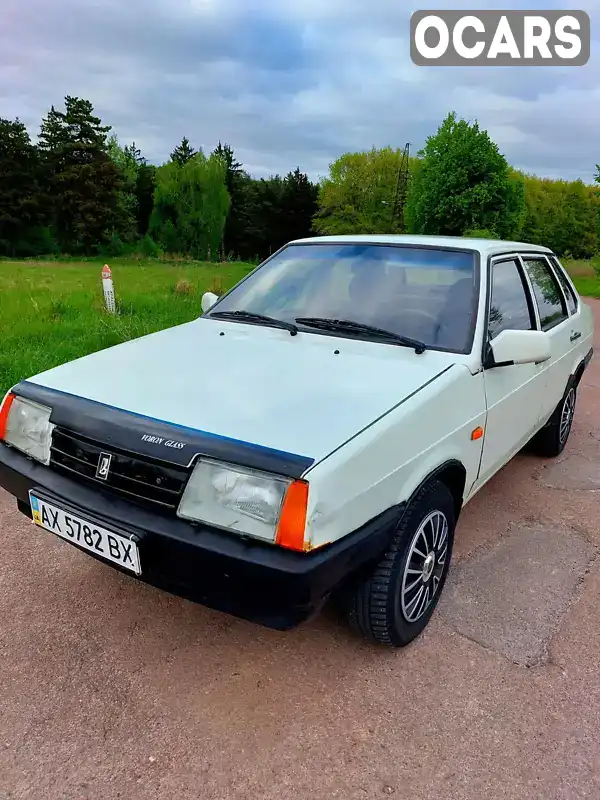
left=559, top=258, right=600, bottom=299
left=0, top=258, right=255, bottom=396
left=1, top=255, right=599, bottom=397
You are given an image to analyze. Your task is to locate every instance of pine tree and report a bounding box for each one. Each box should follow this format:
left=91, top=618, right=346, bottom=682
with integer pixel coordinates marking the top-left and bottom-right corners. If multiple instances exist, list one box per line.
left=242, top=176, right=285, bottom=260
left=107, top=137, right=156, bottom=238
left=38, top=96, right=121, bottom=253
left=0, top=118, right=48, bottom=256
left=136, top=163, right=157, bottom=236
left=280, top=167, right=319, bottom=245
left=170, top=136, right=196, bottom=166
left=213, top=141, right=243, bottom=191
left=211, top=141, right=250, bottom=258
left=107, top=135, right=141, bottom=244
left=125, top=141, right=144, bottom=166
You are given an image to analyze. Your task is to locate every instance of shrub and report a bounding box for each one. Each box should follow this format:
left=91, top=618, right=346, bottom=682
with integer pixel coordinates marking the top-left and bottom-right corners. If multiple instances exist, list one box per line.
left=207, top=275, right=224, bottom=295
left=100, top=233, right=126, bottom=257
left=173, top=279, right=194, bottom=295
left=463, top=228, right=497, bottom=239
left=139, top=234, right=159, bottom=258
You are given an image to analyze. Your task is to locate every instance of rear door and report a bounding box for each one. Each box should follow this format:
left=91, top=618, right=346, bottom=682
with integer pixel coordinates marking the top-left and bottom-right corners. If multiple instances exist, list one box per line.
left=519, top=254, right=574, bottom=422
left=549, top=253, right=592, bottom=359
left=477, top=255, right=546, bottom=487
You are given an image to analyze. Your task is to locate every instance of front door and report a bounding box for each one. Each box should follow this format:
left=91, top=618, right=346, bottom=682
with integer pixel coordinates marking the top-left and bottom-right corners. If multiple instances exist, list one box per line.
left=476, top=256, right=546, bottom=489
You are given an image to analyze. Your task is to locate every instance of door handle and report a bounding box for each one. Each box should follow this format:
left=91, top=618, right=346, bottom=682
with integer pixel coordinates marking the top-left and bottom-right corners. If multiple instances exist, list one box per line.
left=570, top=332, right=582, bottom=342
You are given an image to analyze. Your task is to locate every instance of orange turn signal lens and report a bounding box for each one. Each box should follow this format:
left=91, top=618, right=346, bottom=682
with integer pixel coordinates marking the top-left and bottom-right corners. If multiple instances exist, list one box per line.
left=0, top=392, right=15, bottom=441
left=471, top=426, right=484, bottom=441
left=276, top=480, right=309, bottom=552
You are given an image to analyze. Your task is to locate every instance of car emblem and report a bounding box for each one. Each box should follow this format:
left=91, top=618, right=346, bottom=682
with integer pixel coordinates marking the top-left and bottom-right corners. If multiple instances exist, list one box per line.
left=96, top=453, right=112, bottom=481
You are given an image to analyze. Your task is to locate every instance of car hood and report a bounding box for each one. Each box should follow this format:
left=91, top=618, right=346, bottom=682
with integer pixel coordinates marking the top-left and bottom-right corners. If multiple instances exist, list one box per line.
left=22, top=318, right=457, bottom=470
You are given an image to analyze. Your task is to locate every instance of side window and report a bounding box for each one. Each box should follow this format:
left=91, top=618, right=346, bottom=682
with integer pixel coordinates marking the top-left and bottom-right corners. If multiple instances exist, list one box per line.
left=549, top=257, right=578, bottom=315
left=488, top=258, right=535, bottom=341
left=522, top=257, right=568, bottom=331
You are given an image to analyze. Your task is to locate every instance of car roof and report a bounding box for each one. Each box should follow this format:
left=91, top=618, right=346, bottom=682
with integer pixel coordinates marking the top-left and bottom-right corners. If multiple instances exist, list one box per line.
left=289, top=234, right=553, bottom=257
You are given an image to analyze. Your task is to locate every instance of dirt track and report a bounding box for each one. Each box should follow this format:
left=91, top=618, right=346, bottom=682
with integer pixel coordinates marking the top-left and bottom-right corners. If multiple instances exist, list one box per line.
left=1, top=300, right=599, bottom=800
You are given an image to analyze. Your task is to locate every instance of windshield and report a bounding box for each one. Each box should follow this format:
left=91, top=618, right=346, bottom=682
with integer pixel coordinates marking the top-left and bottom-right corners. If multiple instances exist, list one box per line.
left=209, top=243, right=479, bottom=353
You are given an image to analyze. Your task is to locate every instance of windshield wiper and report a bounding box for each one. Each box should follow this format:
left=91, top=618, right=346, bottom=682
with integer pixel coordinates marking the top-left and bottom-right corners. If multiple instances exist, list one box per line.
left=209, top=310, right=298, bottom=336
left=295, top=317, right=426, bottom=354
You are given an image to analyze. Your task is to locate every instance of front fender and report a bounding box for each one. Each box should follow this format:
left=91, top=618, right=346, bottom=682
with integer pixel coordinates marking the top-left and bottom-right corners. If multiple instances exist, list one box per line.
left=303, top=365, right=487, bottom=550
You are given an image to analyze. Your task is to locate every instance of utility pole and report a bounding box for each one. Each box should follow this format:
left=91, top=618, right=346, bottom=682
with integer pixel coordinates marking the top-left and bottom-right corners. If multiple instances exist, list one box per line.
left=391, top=143, right=410, bottom=232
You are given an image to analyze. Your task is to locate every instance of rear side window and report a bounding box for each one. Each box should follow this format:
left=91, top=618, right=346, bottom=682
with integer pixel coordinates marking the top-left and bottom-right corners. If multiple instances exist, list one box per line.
left=550, top=257, right=578, bottom=315
left=488, top=258, right=535, bottom=341
left=522, top=257, right=568, bottom=331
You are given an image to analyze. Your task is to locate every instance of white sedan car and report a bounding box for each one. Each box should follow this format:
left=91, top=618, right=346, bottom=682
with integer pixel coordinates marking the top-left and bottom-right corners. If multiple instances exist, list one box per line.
left=0, top=235, right=594, bottom=647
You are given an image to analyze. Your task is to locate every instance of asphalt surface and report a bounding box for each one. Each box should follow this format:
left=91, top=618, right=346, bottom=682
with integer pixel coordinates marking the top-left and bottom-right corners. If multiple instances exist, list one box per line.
left=1, top=300, right=599, bottom=800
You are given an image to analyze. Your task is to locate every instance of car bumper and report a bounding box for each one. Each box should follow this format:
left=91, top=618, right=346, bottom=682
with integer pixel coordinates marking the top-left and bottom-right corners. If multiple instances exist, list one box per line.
left=0, top=443, right=402, bottom=631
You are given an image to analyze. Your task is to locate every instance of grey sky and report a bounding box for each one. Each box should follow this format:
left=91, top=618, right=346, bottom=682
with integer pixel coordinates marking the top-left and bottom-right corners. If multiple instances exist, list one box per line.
left=2, top=0, right=598, bottom=182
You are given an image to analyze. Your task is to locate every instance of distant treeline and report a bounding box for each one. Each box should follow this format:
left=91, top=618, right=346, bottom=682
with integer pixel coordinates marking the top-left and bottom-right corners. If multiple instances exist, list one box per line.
left=1, top=98, right=598, bottom=262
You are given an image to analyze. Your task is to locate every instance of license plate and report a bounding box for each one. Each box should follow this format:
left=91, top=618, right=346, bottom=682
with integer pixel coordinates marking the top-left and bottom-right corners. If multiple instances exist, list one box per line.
left=29, top=493, right=141, bottom=575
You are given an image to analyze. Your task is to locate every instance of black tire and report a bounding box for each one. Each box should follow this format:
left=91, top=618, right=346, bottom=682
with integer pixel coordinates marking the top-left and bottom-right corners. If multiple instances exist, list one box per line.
left=345, top=480, right=456, bottom=647
left=530, top=381, right=577, bottom=458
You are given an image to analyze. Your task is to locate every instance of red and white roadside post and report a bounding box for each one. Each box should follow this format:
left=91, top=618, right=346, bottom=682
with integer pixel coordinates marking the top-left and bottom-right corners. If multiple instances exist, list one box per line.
left=102, top=264, right=116, bottom=314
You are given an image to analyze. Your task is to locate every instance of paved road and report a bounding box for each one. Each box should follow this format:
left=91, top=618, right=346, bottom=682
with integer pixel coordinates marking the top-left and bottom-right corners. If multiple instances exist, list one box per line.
left=1, top=301, right=599, bottom=800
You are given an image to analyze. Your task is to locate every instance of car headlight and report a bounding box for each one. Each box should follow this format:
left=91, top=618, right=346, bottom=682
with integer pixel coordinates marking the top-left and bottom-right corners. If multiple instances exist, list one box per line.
left=177, top=458, right=309, bottom=550
left=0, top=393, right=54, bottom=465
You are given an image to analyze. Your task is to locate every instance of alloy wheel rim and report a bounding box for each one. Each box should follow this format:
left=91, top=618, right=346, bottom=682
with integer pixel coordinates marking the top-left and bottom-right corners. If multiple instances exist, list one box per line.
left=560, top=388, right=576, bottom=445
left=400, top=510, right=449, bottom=623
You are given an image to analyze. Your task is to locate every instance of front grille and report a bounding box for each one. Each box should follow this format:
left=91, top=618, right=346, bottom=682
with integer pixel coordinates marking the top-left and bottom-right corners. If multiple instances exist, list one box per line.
left=49, top=427, right=190, bottom=511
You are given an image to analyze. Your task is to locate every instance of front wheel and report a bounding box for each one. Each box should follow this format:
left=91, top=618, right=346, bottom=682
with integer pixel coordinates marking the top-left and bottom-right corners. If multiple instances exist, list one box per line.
left=345, top=480, right=456, bottom=647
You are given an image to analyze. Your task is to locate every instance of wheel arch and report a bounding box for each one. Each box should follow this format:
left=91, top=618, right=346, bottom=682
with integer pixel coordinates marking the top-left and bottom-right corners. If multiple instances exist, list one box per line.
left=573, top=359, right=587, bottom=388
left=570, top=347, right=593, bottom=389
left=403, top=459, right=467, bottom=524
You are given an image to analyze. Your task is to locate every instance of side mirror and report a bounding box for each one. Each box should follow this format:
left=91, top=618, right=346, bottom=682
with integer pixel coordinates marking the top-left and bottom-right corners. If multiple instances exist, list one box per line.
left=201, top=292, right=218, bottom=313
left=486, top=329, right=551, bottom=368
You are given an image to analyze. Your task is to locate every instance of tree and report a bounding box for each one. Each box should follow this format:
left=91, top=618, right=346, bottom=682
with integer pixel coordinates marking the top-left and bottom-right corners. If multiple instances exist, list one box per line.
left=520, top=173, right=598, bottom=258
left=135, top=162, right=156, bottom=237
left=594, top=166, right=600, bottom=252
left=212, top=142, right=249, bottom=258
left=107, top=135, right=141, bottom=244
left=213, top=141, right=243, bottom=189
left=107, top=136, right=156, bottom=240
left=240, top=176, right=285, bottom=260
left=38, top=96, right=121, bottom=253
left=278, top=167, right=319, bottom=246
left=313, top=147, right=417, bottom=235
left=149, top=152, right=229, bottom=260
left=170, top=136, right=196, bottom=166
left=0, top=118, right=49, bottom=256
left=405, top=112, right=525, bottom=239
